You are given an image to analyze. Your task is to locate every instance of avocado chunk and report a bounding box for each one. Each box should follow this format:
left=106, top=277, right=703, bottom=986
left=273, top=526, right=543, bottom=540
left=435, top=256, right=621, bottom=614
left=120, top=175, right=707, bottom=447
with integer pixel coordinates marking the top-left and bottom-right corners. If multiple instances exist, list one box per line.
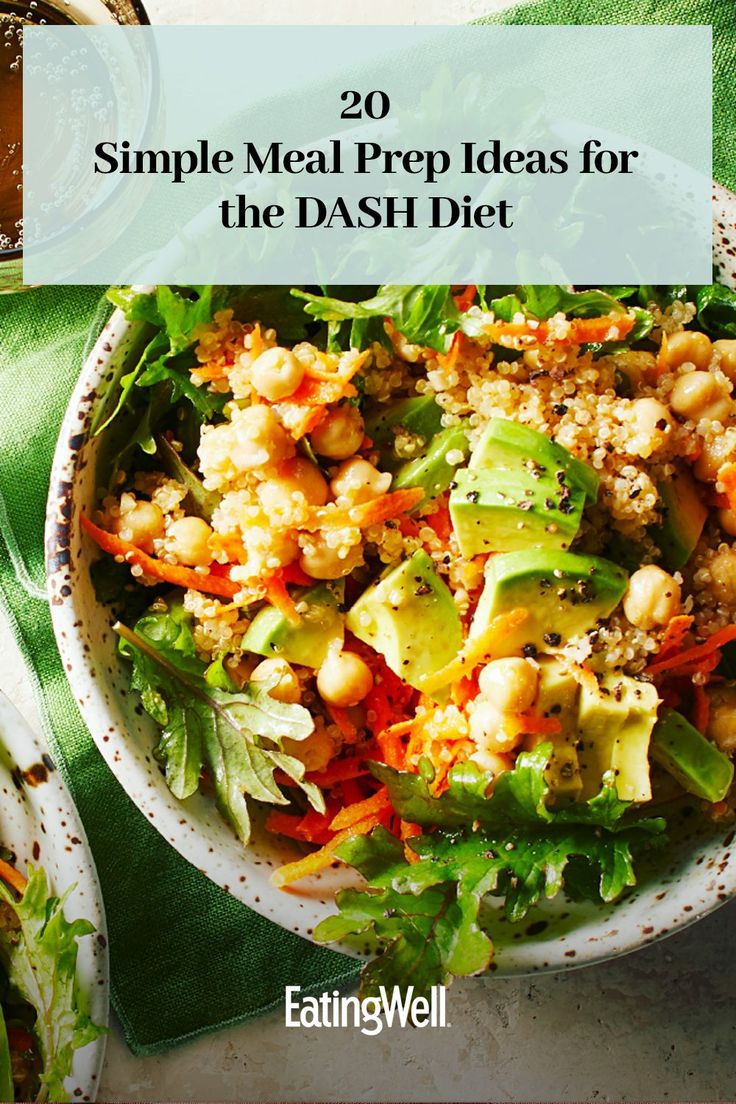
left=345, top=549, right=462, bottom=695
left=392, top=423, right=470, bottom=509
left=654, top=466, right=708, bottom=570
left=531, top=658, right=583, bottom=801
left=364, top=395, right=444, bottom=453
left=650, top=707, right=734, bottom=802
left=471, top=549, right=628, bottom=656
left=576, top=673, right=659, bottom=802
left=469, top=418, right=600, bottom=503
left=242, top=582, right=344, bottom=669
left=449, top=467, right=585, bottom=557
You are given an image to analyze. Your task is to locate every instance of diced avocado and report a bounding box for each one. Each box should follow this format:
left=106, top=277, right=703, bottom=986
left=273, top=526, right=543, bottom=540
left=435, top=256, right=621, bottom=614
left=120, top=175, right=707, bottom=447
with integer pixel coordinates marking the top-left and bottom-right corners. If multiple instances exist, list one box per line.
left=469, top=418, right=600, bottom=503
left=364, top=395, right=444, bottom=451
left=650, top=707, right=734, bottom=803
left=242, top=582, right=344, bottom=669
left=576, top=673, right=659, bottom=802
left=532, top=658, right=583, bottom=801
left=392, top=423, right=470, bottom=509
left=345, top=549, right=462, bottom=696
left=471, top=549, right=628, bottom=656
left=654, top=466, right=708, bottom=570
left=449, top=467, right=585, bottom=557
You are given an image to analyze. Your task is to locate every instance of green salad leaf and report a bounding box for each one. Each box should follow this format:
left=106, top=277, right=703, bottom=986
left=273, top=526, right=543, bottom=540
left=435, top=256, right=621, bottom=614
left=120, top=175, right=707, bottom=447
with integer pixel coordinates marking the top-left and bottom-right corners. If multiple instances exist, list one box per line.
left=116, top=602, right=324, bottom=842
left=0, top=868, right=106, bottom=1103
left=696, top=283, right=736, bottom=338
left=293, top=285, right=461, bottom=353
left=314, top=745, right=665, bottom=997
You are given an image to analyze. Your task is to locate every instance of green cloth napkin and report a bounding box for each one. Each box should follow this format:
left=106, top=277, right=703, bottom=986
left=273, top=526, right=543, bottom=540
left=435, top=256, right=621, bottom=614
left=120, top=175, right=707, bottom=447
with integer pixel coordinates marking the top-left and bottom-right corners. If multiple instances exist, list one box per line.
left=479, top=0, right=734, bottom=196
left=0, top=286, right=359, bottom=1056
left=0, top=0, right=731, bottom=1058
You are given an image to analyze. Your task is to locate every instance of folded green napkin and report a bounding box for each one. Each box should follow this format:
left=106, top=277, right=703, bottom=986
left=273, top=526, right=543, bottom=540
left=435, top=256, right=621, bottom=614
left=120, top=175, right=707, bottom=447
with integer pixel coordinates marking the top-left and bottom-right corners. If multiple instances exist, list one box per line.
left=0, top=287, right=359, bottom=1056
left=479, top=0, right=734, bottom=197
left=0, top=0, right=730, bottom=1058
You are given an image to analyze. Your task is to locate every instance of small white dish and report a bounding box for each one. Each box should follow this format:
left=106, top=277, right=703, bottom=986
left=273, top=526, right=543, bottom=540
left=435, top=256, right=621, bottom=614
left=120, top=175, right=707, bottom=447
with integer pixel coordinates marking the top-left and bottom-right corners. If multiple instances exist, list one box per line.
left=0, top=692, right=108, bottom=1101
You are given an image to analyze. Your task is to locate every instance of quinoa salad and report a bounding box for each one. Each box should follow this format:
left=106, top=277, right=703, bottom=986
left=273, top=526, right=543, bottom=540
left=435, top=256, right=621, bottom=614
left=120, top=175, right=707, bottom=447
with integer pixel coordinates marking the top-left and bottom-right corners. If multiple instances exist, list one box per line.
left=84, top=283, right=736, bottom=995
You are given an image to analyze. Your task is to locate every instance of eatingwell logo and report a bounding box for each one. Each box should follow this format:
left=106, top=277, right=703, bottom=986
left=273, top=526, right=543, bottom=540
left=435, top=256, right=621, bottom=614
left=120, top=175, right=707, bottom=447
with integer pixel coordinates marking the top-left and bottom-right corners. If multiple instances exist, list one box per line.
left=285, top=985, right=448, bottom=1035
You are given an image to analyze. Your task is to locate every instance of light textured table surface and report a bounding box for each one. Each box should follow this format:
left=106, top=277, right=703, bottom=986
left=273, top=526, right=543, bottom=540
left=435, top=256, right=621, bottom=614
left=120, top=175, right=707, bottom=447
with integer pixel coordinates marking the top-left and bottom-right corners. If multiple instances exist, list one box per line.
left=2, top=1, right=735, bottom=1100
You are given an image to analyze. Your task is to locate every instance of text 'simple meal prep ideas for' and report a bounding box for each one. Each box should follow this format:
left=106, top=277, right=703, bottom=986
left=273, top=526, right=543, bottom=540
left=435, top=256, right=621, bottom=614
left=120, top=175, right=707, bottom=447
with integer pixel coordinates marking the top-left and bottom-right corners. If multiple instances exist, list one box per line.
left=1, top=6, right=735, bottom=1103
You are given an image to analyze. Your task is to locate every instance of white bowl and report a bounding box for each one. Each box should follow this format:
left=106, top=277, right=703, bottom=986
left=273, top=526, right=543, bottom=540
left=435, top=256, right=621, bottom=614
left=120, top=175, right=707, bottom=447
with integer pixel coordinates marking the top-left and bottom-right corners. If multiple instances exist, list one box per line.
left=0, top=692, right=108, bottom=1101
left=46, top=185, right=736, bottom=977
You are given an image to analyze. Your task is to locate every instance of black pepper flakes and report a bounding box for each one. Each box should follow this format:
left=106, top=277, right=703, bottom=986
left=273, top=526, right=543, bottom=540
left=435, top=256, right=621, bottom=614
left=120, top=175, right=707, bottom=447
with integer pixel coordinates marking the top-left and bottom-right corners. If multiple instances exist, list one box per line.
left=544, top=632, right=562, bottom=646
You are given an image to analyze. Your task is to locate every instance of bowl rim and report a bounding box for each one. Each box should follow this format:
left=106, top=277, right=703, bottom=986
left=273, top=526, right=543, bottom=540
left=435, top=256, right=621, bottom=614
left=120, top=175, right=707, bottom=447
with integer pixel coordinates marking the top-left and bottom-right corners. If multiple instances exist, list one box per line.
left=45, top=188, right=736, bottom=980
left=0, top=690, right=109, bottom=1100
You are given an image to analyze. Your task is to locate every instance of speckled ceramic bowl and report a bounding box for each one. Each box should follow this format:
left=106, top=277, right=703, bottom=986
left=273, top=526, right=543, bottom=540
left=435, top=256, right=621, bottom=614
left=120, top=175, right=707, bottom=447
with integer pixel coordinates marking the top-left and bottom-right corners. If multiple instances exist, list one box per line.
left=46, top=185, right=736, bottom=976
left=0, top=692, right=108, bottom=1101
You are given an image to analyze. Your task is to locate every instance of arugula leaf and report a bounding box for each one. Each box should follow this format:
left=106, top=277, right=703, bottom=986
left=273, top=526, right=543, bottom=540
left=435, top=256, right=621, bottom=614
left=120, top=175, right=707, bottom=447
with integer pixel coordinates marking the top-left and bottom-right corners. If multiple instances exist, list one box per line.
left=696, top=284, right=736, bottom=338
left=116, top=605, right=324, bottom=842
left=155, top=434, right=220, bottom=521
left=0, top=868, right=106, bottom=1103
left=292, top=285, right=461, bottom=353
left=0, top=1006, right=13, bottom=1104
left=519, top=286, right=631, bottom=321
left=314, top=746, right=666, bottom=997
left=96, top=286, right=229, bottom=440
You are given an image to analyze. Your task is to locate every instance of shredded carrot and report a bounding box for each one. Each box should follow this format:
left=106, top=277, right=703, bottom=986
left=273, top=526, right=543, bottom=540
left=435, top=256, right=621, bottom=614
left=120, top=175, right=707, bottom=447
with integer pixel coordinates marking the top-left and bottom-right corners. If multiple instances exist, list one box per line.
left=326, top=704, right=358, bottom=742
left=454, top=285, right=477, bottom=312
left=270, top=814, right=382, bottom=888
left=693, top=683, right=711, bottom=734
left=329, top=787, right=392, bottom=831
left=375, top=725, right=408, bottom=769
left=280, top=562, right=315, bottom=587
left=509, top=712, right=563, bottom=736
left=305, top=757, right=371, bottom=787
left=656, top=332, right=670, bottom=377
left=263, top=571, right=301, bottom=626
left=424, top=501, right=452, bottom=543
left=656, top=614, right=695, bottom=662
left=290, top=404, right=328, bottom=440
left=484, top=314, right=635, bottom=348
left=306, top=487, right=424, bottom=531
left=718, top=462, right=736, bottom=513
left=0, top=858, right=27, bottom=896
left=647, top=624, right=736, bottom=675
left=417, top=608, right=528, bottom=693
left=81, top=514, right=241, bottom=599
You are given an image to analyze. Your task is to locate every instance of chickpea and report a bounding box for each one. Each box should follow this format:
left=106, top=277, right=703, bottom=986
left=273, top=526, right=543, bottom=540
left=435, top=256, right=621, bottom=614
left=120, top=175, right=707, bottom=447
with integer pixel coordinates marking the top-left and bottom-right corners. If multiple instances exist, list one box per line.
left=714, top=340, right=736, bottom=384
left=317, top=650, right=373, bottom=707
left=623, top=564, right=681, bottom=630
left=330, top=457, right=392, bottom=504
left=166, top=516, right=214, bottom=567
left=468, top=746, right=513, bottom=778
left=626, top=398, right=673, bottom=457
left=111, top=498, right=164, bottom=553
left=231, top=404, right=295, bottom=471
left=309, top=404, right=365, bottom=460
left=299, top=534, right=363, bottom=580
left=670, top=371, right=732, bottom=424
left=276, top=456, right=329, bottom=506
left=709, top=547, right=736, bottom=606
left=718, top=507, right=736, bottom=538
left=660, top=330, right=712, bottom=372
left=477, top=658, right=538, bottom=713
left=694, top=433, right=736, bottom=482
left=257, top=458, right=329, bottom=518
left=706, top=685, right=736, bottom=754
left=251, top=658, right=301, bottom=704
left=468, top=700, right=523, bottom=753
left=250, top=346, right=305, bottom=402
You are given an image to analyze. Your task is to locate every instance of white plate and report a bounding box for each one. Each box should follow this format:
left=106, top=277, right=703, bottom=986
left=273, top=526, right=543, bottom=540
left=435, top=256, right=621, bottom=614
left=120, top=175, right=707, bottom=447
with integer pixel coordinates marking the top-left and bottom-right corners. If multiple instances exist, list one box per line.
left=0, top=692, right=108, bottom=1101
left=45, top=185, right=736, bottom=976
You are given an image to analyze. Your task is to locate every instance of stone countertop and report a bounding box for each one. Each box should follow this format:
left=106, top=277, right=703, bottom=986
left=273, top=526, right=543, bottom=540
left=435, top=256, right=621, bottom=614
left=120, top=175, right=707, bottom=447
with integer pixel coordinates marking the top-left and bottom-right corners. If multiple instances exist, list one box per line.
left=2, top=0, right=734, bottom=1099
